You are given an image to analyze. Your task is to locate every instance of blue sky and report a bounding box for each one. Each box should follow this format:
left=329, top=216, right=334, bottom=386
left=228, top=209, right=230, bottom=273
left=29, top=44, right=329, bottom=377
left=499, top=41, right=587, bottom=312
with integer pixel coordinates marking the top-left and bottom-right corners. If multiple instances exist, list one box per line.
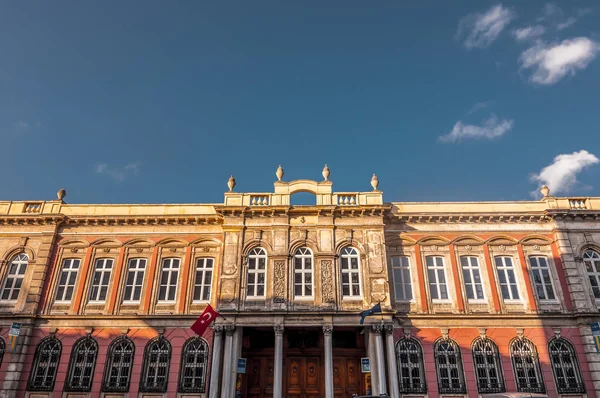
left=1, top=1, right=599, bottom=204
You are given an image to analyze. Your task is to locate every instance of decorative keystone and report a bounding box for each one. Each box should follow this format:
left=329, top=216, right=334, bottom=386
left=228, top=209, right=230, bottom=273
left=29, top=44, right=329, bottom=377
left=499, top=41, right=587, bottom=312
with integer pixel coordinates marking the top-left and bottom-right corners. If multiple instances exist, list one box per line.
left=227, top=175, right=236, bottom=192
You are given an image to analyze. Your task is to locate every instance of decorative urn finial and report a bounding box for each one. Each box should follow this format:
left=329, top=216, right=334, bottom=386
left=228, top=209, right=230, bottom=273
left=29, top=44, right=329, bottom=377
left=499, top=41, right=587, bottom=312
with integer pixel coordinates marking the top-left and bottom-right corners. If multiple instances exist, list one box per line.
left=276, top=165, right=284, bottom=181
left=227, top=175, right=236, bottom=192
left=540, top=185, right=550, bottom=198
left=57, top=189, right=67, bottom=201
left=322, top=164, right=330, bottom=181
left=371, top=174, right=379, bottom=191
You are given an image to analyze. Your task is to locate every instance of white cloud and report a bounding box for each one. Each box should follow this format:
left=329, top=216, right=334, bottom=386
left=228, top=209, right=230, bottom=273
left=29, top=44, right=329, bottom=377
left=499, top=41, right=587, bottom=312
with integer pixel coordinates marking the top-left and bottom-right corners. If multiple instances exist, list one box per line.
left=457, top=4, right=515, bottom=49
left=439, top=114, right=514, bottom=143
left=520, top=37, right=600, bottom=85
left=531, top=150, right=599, bottom=196
left=466, top=101, right=493, bottom=115
left=95, top=162, right=141, bottom=182
left=538, top=3, right=591, bottom=31
left=513, top=25, right=546, bottom=42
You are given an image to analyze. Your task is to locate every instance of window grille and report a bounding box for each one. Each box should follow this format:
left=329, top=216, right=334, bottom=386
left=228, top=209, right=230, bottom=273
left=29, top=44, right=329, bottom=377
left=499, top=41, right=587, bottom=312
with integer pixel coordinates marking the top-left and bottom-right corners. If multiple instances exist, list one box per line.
left=1, top=253, right=29, bottom=301
left=529, top=256, right=556, bottom=301
left=123, top=258, right=146, bottom=302
left=246, top=248, right=267, bottom=298
left=549, top=337, right=585, bottom=393
left=65, top=335, right=98, bottom=391
left=102, top=336, right=135, bottom=392
left=294, top=247, right=314, bottom=298
left=193, top=258, right=214, bottom=302
left=340, top=247, right=361, bottom=298
left=472, top=337, right=505, bottom=393
left=27, top=336, right=62, bottom=391
left=426, top=256, right=448, bottom=300
left=178, top=337, right=209, bottom=393
left=584, top=250, right=600, bottom=299
left=434, top=338, right=466, bottom=394
left=510, top=337, right=545, bottom=393
left=395, top=337, right=426, bottom=393
left=391, top=256, right=413, bottom=300
left=140, top=335, right=172, bottom=392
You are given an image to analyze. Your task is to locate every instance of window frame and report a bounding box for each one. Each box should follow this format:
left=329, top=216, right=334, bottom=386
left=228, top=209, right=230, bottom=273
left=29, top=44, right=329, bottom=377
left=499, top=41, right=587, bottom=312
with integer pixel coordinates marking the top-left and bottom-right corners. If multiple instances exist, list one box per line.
left=460, top=256, right=486, bottom=302
left=583, top=249, right=600, bottom=301
left=510, top=337, right=545, bottom=393
left=391, top=256, right=413, bottom=302
left=88, top=258, right=114, bottom=303
left=340, top=247, right=362, bottom=299
left=192, top=258, right=214, bottom=303
left=65, top=335, right=99, bottom=392
left=140, top=335, right=172, bottom=393
left=0, top=253, right=29, bottom=302
left=495, top=256, right=522, bottom=302
left=246, top=247, right=267, bottom=299
left=395, top=336, right=427, bottom=393
left=54, top=258, right=82, bottom=303
left=157, top=258, right=180, bottom=303
left=178, top=336, right=210, bottom=393
left=472, top=337, right=505, bottom=393
left=102, top=335, right=135, bottom=393
left=528, top=255, right=558, bottom=303
left=426, top=256, right=450, bottom=302
left=548, top=337, right=585, bottom=394
left=122, top=258, right=147, bottom=303
left=293, top=247, right=314, bottom=299
left=434, top=337, right=466, bottom=394
left=27, top=335, right=62, bottom=392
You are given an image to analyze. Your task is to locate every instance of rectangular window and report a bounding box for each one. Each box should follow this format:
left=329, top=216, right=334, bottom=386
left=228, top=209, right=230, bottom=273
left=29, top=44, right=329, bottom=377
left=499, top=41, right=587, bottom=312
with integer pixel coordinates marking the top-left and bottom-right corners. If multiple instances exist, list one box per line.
left=529, top=256, right=556, bottom=301
left=460, top=256, right=485, bottom=300
left=123, top=258, right=147, bottom=302
left=391, top=256, right=413, bottom=301
left=340, top=248, right=361, bottom=298
left=495, top=256, right=520, bottom=301
left=158, top=258, right=180, bottom=302
left=55, top=258, right=81, bottom=302
left=426, top=256, right=448, bottom=300
left=294, top=249, right=313, bottom=298
left=193, top=258, right=214, bottom=302
left=88, top=258, right=113, bottom=302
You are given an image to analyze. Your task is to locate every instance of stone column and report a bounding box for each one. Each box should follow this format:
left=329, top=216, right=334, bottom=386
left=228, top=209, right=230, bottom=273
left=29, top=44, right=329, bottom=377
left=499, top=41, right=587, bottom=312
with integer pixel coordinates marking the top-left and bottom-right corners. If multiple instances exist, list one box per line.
left=367, top=328, right=379, bottom=394
left=373, top=324, right=387, bottom=395
left=273, top=325, right=284, bottom=398
left=385, top=325, right=400, bottom=398
left=229, top=326, right=243, bottom=396
left=220, top=325, right=235, bottom=398
left=323, top=325, right=334, bottom=398
left=209, top=326, right=224, bottom=398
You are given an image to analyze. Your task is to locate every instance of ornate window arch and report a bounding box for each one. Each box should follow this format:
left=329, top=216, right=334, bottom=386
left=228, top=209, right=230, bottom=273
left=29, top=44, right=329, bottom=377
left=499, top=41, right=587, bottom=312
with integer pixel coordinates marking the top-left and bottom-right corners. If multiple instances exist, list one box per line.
left=340, top=247, right=361, bottom=298
left=434, top=338, right=466, bottom=394
left=65, top=335, right=99, bottom=391
left=178, top=336, right=210, bottom=393
left=102, top=336, right=135, bottom=392
left=140, top=335, right=172, bottom=392
left=472, top=337, right=505, bottom=393
left=1, top=253, right=29, bottom=301
left=246, top=247, right=267, bottom=298
left=583, top=249, right=600, bottom=299
left=510, top=337, right=544, bottom=393
left=395, top=336, right=426, bottom=393
left=27, top=335, right=62, bottom=391
left=549, top=337, right=585, bottom=393
left=0, top=336, right=5, bottom=367
left=293, top=247, right=314, bottom=298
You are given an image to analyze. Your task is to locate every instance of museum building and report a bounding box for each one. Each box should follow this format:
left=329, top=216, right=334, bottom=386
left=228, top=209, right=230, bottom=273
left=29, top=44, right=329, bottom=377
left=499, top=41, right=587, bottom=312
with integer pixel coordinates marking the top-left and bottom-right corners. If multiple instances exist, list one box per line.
left=0, top=166, right=599, bottom=398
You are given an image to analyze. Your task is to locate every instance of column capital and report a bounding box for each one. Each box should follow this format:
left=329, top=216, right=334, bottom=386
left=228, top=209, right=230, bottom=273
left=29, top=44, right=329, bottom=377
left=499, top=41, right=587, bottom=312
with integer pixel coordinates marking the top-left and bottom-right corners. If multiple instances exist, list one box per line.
left=323, top=325, right=333, bottom=336
left=224, top=325, right=235, bottom=336
left=370, top=324, right=384, bottom=333
left=274, top=324, right=284, bottom=335
left=384, top=324, right=394, bottom=335
left=213, top=324, right=225, bottom=334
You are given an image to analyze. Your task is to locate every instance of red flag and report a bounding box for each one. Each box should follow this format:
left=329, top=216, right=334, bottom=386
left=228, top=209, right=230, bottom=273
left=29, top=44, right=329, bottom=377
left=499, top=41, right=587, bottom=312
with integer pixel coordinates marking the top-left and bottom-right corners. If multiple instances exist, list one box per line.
left=191, top=304, right=220, bottom=336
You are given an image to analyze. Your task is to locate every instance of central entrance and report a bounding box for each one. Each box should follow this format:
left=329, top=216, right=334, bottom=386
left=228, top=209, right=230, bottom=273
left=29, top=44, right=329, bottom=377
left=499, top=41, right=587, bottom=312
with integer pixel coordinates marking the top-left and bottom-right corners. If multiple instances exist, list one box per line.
left=241, top=327, right=366, bottom=398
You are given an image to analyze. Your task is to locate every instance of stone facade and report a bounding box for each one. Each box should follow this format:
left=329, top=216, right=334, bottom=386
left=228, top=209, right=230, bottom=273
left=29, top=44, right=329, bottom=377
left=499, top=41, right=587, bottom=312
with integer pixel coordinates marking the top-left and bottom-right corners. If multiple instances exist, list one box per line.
left=0, top=168, right=598, bottom=398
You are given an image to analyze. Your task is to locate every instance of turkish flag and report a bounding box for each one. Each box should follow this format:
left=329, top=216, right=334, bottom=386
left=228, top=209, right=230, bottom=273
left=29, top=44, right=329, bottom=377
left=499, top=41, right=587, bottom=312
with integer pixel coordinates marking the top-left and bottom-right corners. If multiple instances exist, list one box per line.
left=191, top=304, right=220, bottom=336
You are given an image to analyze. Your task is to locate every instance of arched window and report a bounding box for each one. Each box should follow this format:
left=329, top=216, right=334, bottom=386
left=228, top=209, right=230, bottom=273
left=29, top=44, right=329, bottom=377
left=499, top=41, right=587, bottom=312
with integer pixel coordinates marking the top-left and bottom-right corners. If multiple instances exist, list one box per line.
left=1, top=253, right=29, bottom=301
left=472, top=337, right=505, bottom=393
left=65, top=335, right=99, bottom=391
left=140, top=335, right=172, bottom=392
left=246, top=248, right=267, bottom=298
left=340, top=247, right=361, bottom=298
left=178, top=337, right=209, bottom=393
left=0, top=336, right=5, bottom=367
left=294, top=247, right=313, bottom=298
left=434, top=338, right=466, bottom=394
left=395, top=337, right=426, bottom=393
left=549, top=337, right=585, bottom=393
left=510, top=337, right=544, bottom=393
left=584, top=249, right=600, bottom=299
left=102, top=336, right=135, bottom=392
left=27, top=335, right=62, bottom=391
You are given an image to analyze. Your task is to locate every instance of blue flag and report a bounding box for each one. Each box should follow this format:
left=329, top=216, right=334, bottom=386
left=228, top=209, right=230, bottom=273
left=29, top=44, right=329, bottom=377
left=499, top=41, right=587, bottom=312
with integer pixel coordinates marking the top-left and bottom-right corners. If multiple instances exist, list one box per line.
left=359, top=303, right=382, bottom=325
